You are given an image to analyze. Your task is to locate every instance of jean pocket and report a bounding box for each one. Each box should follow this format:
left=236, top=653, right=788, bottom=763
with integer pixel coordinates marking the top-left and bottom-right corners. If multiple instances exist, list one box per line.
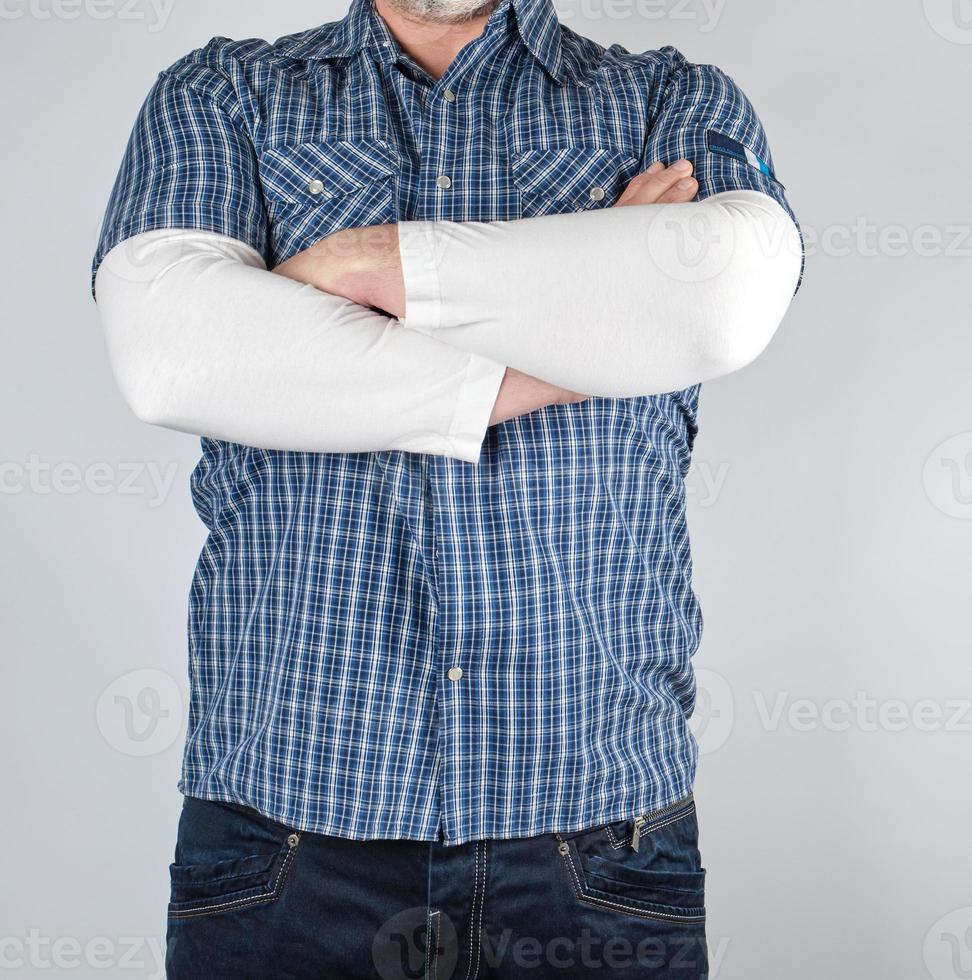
left=167, top=799, right=302, bottom=920
left=555, top=796, right=705, bottom=923
left=558, top=839, right=705, bottom=923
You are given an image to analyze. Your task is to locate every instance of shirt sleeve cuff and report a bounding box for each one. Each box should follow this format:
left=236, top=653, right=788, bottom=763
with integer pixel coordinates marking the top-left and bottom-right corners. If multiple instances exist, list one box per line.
left=446, top=353, right=506, bottom=464
left=398, top=221, right=443, bottom=336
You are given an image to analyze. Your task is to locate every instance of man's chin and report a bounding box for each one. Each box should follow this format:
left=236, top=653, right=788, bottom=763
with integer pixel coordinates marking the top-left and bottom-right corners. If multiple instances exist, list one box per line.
left=385, top=0, right=498, bottom=24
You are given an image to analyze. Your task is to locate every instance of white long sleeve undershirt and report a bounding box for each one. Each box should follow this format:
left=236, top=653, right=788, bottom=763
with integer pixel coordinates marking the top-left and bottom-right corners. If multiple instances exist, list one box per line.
left=95, top=229, right=507, bottom=463
left=94, top=190, right=800, bottom=463
left=397, top=190, right=802, bottom=397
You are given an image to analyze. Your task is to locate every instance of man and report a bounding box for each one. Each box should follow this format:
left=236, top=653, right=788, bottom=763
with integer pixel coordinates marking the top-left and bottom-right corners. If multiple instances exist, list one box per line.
left=92, top=0, right=802, bottom=973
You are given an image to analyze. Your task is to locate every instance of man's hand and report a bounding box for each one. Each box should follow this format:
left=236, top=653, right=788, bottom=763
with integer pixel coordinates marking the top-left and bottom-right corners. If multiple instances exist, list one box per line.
left=489, top=368, right=589, bottom=426
left=615, top=158, right=698, bottom=208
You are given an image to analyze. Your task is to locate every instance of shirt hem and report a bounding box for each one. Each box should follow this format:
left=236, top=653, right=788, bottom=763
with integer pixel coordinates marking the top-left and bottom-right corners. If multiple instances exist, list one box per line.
left=176, top=775, right=697, bottom=848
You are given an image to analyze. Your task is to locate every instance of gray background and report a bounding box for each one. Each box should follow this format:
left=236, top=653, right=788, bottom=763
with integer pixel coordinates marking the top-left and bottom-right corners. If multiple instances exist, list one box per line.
left=2, top=0, right=970, bottom=977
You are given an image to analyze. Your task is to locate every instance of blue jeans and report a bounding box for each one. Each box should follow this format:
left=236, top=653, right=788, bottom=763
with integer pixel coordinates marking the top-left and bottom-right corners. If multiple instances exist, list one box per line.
left=165, top=794, right=707, bottom=978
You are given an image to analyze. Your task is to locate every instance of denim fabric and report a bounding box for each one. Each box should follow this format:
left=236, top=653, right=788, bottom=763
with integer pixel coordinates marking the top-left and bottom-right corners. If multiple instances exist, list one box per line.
left=166, top=794, right=707, bottom=978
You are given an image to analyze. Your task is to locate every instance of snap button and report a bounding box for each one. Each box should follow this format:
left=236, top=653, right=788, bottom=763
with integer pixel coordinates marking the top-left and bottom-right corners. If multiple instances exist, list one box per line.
left=447, top=666, right=464, bottom=681
left=589, top=186, right=606, bottom=202
left=307, top=180, right=325, bottom=196
left=435, top=175, right=453, bottom=190
left=443, top=88, right=457, bottom=103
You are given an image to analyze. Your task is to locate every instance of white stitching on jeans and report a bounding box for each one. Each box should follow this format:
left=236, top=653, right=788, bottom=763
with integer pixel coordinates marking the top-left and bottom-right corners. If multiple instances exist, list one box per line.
left=556, top=838, right=705, bottom=924
left=430, top=910, right=441, bottom=980
left=605, top=803, right=697, bottom=849
left=462, top=840, right=483, bottom=980
left=167, top=835, right=300, bottom=919
left=466, top=840, right=487, bottom=980
left=605, top=825, right=628, bottom=849
left=642, top=808, right=695, bottom=835
left=462, top=843, right=479, bottom=980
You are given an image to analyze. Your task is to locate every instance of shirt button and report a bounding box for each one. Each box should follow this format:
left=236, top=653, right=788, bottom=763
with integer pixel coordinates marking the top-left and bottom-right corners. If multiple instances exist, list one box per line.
left=307, top=179, right=325, bottom=196
left=443, top=88, right=457, bottom=103
left=589, top=186, right=606, bottom=202
left=435, top=175, right=453, bottom=190
left=447, top=667, right=464, bottom=681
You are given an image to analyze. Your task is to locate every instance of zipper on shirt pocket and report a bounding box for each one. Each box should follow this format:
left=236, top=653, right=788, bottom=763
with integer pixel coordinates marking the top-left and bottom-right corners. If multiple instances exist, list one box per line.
left=630, top=794, right=695, bottom=852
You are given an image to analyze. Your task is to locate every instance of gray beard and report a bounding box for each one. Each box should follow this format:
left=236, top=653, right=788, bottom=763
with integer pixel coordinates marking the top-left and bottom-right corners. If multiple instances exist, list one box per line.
left=384, top=0, right=498, bottom=24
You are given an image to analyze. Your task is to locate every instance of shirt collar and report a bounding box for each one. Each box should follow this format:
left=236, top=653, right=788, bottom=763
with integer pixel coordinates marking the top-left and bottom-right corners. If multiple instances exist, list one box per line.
left=277, top=0, right=566, bottom=84
left=506, top=0, right=564, bottom=81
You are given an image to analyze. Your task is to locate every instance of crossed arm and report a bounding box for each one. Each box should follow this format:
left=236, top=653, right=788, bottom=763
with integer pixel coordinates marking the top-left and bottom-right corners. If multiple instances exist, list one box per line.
left=95, top=160, right=801, bottom=462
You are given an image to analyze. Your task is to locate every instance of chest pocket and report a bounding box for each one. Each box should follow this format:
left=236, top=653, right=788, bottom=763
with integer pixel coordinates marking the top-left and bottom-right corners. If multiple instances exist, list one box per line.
left=259, top=139, right=401, bottom=266
left=511, top=145, right=641, bottom=218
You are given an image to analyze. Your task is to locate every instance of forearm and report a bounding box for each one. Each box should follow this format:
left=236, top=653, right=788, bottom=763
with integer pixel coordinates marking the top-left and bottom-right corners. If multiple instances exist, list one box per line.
left=396, top=191, right=802, bottom=396
left=94, top=230, right=506, bottom=462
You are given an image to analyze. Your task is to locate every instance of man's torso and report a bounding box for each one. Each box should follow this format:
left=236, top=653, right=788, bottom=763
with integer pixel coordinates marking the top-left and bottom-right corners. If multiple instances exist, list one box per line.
left=103, top=0, right=715, bottom=845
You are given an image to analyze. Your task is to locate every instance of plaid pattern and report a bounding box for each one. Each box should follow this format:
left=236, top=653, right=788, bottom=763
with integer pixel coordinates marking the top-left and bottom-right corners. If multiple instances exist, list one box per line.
left=94, top=0, right=799, bottom=845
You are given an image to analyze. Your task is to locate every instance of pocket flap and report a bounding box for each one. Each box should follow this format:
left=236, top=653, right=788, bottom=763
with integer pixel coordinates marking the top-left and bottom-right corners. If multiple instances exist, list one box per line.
left=260, top=139, right=400, bottom=204
left=510, top=145, right=638, bottom=208
left=169, top=851, right=277, bottom=887
left=584, top=854, right=706, bottom=901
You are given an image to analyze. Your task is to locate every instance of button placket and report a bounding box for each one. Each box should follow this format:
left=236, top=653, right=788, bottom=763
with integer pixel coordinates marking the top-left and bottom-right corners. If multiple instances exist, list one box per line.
left=434, top=88, right=456, bottom=191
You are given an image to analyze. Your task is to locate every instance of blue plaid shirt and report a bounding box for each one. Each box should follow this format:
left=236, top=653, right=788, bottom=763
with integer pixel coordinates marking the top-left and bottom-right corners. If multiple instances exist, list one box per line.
left=94, top=0, right=798, bottom=845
